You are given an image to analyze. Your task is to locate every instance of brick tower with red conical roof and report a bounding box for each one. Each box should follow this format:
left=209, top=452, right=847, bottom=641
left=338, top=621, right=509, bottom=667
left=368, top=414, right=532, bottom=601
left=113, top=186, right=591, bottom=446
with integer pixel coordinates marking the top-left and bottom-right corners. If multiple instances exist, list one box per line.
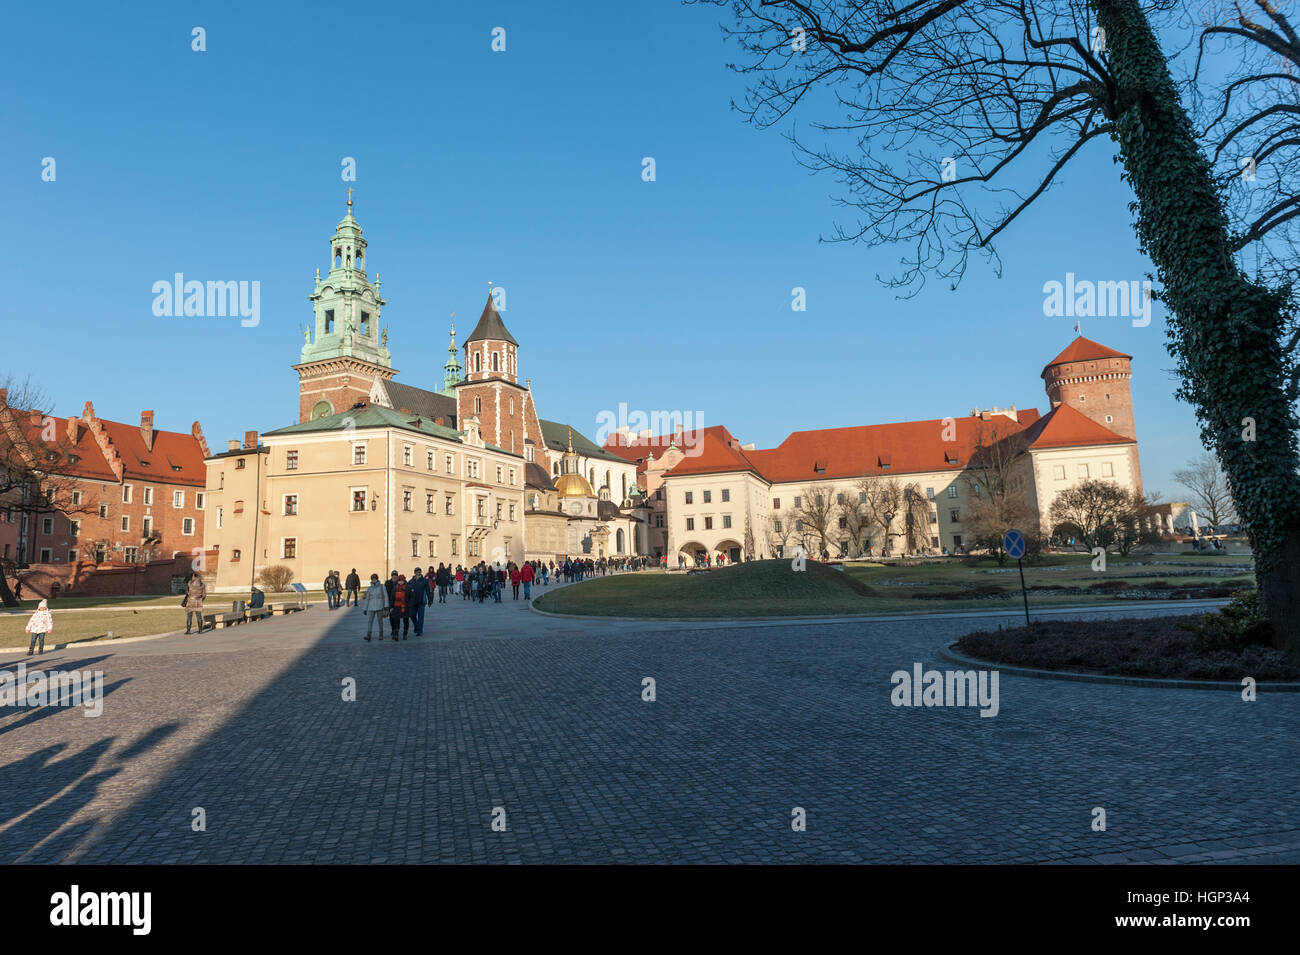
left=1041, top=335, right=1141, bottom=487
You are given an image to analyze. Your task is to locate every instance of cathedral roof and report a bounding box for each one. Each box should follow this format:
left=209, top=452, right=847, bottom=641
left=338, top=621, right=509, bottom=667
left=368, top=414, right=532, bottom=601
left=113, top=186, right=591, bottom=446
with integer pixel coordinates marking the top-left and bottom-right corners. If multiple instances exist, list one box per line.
left=539, top=419, right=627, bottom=463
left=464, top=293, right=517, bottom=346
left=525, top=461, right=555, bottom=491
left=383, top=381, right=457, bottom=425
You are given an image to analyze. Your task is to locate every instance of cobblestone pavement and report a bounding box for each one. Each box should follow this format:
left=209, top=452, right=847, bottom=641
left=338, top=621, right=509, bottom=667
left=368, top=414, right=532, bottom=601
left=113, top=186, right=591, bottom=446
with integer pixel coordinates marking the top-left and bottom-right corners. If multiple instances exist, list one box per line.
left=0, top=583, right=1295, bottom=864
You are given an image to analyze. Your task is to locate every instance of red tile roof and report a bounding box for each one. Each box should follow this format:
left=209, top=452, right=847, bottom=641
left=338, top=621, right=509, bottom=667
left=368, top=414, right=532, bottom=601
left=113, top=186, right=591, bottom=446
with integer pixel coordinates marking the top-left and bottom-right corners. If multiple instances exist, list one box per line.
left=1021, top=403, right=1133, bottom=450
left=602, top=430, right=695, bottom=473
left=2, top=405, right=207, bottom=487
left=9, top=413, right=119, bottom=482
left=740, top=412, right=1042, bottom=483
left=96, top=419, right=207, bottom=486
left=658, top=426, right=759, bottom=478
left=1043, top=336, right=1131, bottom=372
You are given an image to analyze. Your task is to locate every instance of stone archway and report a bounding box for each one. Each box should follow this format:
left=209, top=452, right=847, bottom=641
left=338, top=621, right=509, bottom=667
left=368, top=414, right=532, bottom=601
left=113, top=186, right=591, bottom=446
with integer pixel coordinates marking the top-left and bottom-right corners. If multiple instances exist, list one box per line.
left=715, top=538, right=742, bottom=565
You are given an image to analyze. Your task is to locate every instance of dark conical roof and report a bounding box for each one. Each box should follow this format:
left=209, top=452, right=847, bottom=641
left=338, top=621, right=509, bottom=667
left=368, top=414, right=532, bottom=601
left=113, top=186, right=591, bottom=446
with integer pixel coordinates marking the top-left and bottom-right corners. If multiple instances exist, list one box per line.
left=464, top=293, right=517, bottom=346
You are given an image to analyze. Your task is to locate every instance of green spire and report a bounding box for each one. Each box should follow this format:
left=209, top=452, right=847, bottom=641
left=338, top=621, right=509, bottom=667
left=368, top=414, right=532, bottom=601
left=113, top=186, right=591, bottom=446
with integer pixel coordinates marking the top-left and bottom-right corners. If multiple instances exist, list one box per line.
left=439, top=320, right=463, bottom=396
left=300, top=191, right=391, bottom=368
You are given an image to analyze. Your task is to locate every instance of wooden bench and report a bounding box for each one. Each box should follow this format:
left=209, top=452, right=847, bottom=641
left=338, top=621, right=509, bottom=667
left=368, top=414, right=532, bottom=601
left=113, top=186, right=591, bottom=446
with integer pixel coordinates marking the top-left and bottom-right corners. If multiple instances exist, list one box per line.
left=247, top=607, right=272, bottom=622
left=207, top=611, right=246, bottom=629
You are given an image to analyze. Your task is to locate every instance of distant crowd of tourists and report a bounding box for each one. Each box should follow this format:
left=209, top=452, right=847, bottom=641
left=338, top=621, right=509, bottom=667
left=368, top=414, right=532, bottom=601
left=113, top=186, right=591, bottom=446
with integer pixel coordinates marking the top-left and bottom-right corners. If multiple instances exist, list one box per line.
left=317, top=557, right=652, bottom=643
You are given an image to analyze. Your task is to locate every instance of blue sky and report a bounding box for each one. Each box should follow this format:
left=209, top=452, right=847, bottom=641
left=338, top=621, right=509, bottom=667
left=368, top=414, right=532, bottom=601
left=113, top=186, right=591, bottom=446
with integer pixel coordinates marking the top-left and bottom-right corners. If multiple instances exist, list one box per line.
left=3, top=0, right=1211, bottom=497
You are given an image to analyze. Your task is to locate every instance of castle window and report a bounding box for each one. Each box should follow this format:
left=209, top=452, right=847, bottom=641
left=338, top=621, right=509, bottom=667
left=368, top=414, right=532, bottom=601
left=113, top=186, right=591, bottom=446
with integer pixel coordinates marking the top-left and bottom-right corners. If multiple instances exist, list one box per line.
left=360, top=312, right=370, bottom=334
left=286, top=450, right=298, bottom=470
left=334, top=248, right=342, bottom=268
left=353, top=444, right=366, bottom=465
left=325, top=309, right=335, bottom=333
left=475, top=396, right=482, bottom=414
left=474, top=353, right=482, bottom=373
left=1102, top=462, right=1114, bottom=477
left=492, top=353, right=500, bottom=372
left=1077, top=464, right=1090, bottom=479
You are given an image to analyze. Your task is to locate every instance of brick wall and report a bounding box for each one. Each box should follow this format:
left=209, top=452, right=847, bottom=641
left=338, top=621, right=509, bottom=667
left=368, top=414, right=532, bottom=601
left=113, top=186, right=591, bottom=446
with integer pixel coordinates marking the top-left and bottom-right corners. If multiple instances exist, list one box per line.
left=5, top=555, right=197, bottom=599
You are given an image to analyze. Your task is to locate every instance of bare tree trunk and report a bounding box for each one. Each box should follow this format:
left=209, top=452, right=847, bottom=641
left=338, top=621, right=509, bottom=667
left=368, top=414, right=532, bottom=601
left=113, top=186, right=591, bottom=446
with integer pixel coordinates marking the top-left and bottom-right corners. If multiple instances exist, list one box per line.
left=1094, top=0, right=1300, bottom=653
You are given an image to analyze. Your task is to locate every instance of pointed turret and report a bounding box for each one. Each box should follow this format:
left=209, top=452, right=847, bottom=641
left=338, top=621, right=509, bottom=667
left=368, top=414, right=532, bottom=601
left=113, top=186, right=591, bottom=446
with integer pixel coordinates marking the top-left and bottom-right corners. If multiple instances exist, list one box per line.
left=439, top=321, right=463, bottom=397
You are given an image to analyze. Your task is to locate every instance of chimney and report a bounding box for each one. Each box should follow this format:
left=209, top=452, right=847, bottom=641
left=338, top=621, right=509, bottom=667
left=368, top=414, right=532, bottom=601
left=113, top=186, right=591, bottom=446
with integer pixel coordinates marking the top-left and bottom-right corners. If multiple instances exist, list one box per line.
left=228, top=439, right=240, bottom=452
left=244, top=430, right=258, bottom=450
left=140, top=410, right=155, bottom=451
left=82, top=401, right=95, bottom=422
left=0, top=387, right=7, bottom=408
left=66, top=416, right=79, bottom=444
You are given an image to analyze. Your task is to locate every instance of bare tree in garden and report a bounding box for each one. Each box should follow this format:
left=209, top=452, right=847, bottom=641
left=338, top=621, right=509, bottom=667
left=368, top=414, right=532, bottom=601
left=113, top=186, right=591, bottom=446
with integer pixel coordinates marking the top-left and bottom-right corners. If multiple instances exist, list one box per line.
left=963, top=422, right=1039, bottom=561
left=840, top=487, right=869, bottom=556
left=1172, top=452, right=1239, bottom=527
left=860, top=478, right=904, bottom=555
left=1112, top=487, right=1163, bottom=555
left=0, top=378, right=94, bottom=607
left=1049, top=479, right=1133, bottom=549
left=795, top=485, right=838, bottom=556
left=766, top=510, right=794, bottom=557
left=900, top=482, right=932, bottom=553
left=702, top=0, right=1300, bottom=650
left=1197, top=0, right=1300, bottom=346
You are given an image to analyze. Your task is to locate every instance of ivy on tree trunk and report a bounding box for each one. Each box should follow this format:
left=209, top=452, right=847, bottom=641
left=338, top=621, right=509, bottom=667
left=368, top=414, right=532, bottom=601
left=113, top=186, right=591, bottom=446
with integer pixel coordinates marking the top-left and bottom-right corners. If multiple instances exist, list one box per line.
left=1092, top=0, right=1300, bottom=652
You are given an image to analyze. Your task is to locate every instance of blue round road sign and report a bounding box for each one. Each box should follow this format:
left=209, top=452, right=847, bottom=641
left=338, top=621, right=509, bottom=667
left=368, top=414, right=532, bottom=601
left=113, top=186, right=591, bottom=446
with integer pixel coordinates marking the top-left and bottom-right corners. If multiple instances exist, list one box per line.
left=1003, top=529, right=1026, bottom=559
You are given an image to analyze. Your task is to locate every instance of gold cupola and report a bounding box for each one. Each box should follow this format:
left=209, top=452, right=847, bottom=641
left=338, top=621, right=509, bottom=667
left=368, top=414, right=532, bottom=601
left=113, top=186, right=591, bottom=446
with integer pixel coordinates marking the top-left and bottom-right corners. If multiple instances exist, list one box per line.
left=554, top=426, right=595, bottom=499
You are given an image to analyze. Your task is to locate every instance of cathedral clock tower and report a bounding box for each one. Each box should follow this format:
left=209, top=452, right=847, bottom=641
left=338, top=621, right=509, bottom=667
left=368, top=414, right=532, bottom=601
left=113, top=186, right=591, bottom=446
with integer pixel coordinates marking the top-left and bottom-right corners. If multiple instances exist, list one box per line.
left=455, top=289, right=543, bottom=457
left=294, top=192, right=395, bottom=422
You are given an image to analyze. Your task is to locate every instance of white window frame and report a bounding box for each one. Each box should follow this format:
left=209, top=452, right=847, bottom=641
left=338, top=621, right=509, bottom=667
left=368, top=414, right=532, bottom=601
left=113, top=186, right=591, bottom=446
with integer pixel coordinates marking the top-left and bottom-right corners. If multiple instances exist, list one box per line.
left=173, top=490, right=184, bottom=508
left=123, top=484, right=134, bottom=503
left=182, top=517, right=195, bottom=536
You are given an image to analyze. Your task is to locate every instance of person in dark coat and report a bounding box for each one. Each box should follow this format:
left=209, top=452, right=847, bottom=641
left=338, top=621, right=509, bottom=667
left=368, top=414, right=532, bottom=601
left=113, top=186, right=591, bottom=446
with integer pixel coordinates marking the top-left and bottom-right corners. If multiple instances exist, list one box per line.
left=344, top=569, right=361, bottom=607
left=405, top=569, right=428, bottom=636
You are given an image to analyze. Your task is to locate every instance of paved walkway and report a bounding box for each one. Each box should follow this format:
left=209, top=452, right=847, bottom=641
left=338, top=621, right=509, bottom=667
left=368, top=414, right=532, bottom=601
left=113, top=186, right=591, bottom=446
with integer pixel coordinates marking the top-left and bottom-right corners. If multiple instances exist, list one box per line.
left=0, top=583, right=1294, bottom=863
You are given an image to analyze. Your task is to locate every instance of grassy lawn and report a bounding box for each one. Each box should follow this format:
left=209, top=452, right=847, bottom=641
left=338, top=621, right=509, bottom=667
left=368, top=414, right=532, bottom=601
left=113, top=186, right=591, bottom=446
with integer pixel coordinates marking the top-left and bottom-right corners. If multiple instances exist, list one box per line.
left=0, top=608, right=187, bottom=650
left=533, top=555, right=1254, bottom=618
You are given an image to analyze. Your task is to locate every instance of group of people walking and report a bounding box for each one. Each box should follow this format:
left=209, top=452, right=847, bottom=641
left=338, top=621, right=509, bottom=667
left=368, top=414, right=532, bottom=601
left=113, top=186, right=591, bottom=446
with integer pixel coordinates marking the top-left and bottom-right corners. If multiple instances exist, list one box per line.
left=353, top=561, right=539, bottom=641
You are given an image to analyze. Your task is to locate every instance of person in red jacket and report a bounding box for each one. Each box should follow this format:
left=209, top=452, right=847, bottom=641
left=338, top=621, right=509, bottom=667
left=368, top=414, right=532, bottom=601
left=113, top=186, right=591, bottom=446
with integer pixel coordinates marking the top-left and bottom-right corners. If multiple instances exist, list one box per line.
left=390, top=575, right=407, bottom=640
left=519, top=560, right=535, bottom=600
left=509, top=565, right=522, bottom=600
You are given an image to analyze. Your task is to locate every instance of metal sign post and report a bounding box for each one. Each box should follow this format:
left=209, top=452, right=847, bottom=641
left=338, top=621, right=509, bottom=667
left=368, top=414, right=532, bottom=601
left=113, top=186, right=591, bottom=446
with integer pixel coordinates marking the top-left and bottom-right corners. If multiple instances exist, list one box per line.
left=1003, top=529, right=1030, bottom=627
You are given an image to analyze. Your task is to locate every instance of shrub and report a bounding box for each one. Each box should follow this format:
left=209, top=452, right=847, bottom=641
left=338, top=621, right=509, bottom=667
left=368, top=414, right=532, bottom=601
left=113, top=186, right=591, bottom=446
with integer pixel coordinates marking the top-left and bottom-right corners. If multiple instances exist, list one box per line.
left=1180, top=593, right=1273, bottom=652
left=257, top=565, right=295, bottom=593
